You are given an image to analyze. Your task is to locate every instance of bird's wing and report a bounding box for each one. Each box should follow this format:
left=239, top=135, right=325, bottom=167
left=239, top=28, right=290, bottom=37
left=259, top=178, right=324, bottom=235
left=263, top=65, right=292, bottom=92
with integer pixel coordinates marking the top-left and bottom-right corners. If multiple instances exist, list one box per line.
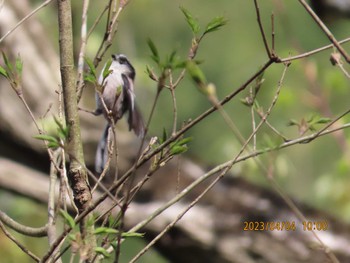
left=122, top=74, right=144, bottom=137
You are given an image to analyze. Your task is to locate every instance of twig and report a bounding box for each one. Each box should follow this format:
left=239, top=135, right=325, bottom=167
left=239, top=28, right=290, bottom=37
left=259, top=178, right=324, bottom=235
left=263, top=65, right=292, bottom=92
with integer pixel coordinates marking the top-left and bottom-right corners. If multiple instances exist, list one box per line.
left=250, top=87, right=257, bottom=150
left=168, top=70, right=178, bottom=136
left=129, top=168, right=227, bottom=263
left=271, top=13, right=275, bottom=54
left=93, top=0, right=127, bottom=67
left=0, top=221, right=40, bottom=262
left=47, top=150, right=63, bottom=263
left=253, top=0, right=272, bottom=58
left=0, top=0, right=54, bottom=43
left=76, top=0, right=90, bottom=101
left=0, top=210, right=47, bottom=237
left=280, top=37, right=350, bottom=63
left=298, top=0, right=350, bottom=63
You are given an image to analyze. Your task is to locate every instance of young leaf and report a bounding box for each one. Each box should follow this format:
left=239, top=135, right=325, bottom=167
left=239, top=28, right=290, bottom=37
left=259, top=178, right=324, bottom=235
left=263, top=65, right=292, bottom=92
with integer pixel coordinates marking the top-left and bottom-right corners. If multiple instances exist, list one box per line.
left=315, top=117, right=331, bottom=124
left=84, top=74, right=96, bottom=84
left=204, top=16, right=227, bottom=35
left=254, top=71, right=265, bottom=97
left=15, top=55, right=23, bottom=76
left=170, top=145, right=188, bottom=155
left=95, top=247, right=110, bottom=258
left=165, top=50, right=177, bottom=69
left=287, top=119, right=299, bottom=126
left=0, top=66, right=8, bottom=78
left=94, top=227, right=119, bottom=235
left=121, top=232, right=144, bottom=238
left=174, top=60, right=187, bottom=69
left=160, top=128, right=168, bottom=144
left=47, top=141, right=60, bottom=149
left=186, top=61, right=207, bottom=87
left=180, top=6, right=200, bottom=34
left=60, top=210, right=76, bottom=229
left=147, top=38, right=160, bottom=65
left=33, top=134, right=59, bottom=144
left=176, top=137, right=193, bottom=146
left=54, top=116, right=65, bottom=133
left=103, top=58, right=112, bottom=79
left=85, top=57, right=96, bottom=78
left=2, top=51, right=13, bottom=73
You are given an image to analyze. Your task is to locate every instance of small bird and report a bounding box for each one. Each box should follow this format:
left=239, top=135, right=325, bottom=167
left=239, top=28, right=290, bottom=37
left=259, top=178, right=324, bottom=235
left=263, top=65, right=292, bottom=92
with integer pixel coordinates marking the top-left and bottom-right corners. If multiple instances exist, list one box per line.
left=95, top=54, right=145, bottom=173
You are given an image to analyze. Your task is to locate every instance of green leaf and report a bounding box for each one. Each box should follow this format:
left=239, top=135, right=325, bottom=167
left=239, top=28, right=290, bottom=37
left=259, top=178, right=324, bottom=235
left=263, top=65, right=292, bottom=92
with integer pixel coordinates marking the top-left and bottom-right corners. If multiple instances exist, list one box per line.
left=94, top=227, right=119, bottom=235
left=47, top=142, right=60, bottom=149
left=161, top=128, right=167, bottom=144
left=315, top=117, right=331, bottom=124
left=33, top=134, right=59, bottom=144
left=204, top=16, right=227, bottom=35
left=103, top=58, right=112, bottom=79
left=287, top=119, right=299, bottom=126
left=84, top=74, right=95, bottom=83
left=147, top=38, right=160, bottom=65
left=68, top=233, right=77, bottom=241
left=186, top=61, right=207, bottom=87
left=176, top=137, right=193, bottom=146
left=54, top=116, right=65, bottom=133
left=95, top=247, right=110, bottom=258
left=170, top=145, right=188, bottom=155
left=174, top=60, right=187, bottom=69
left=53, top=116, right=69, bottom=140
left=165, top=50, right=177, bottom=69
left=0, top=66, right=8, bottom=78
left=180, top=6, right=200, bottom=34
left=85, top=57, right=96, bottom=78
left=60, top=210, right=76, bottom=228
left=254, top=71, right=265, bottom=97
left=110, top=232, right=144, bottom=248
left=2, top=51, right=13, bottom=73
left=15, top=55, right=23, bottom=76
left=121, top=232, right=144, bottom=238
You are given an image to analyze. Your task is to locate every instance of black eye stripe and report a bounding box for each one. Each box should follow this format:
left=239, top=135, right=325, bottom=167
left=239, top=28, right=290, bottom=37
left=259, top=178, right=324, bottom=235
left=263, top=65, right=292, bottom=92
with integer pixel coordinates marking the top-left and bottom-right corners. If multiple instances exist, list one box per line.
left=119, top=56, right=127, bottom=64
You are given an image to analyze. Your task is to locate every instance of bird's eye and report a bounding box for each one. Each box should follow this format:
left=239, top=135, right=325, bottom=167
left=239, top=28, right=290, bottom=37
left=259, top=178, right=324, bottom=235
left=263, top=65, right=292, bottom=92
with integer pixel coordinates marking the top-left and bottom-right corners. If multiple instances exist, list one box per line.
left=119, top=57, right=126, bottom=64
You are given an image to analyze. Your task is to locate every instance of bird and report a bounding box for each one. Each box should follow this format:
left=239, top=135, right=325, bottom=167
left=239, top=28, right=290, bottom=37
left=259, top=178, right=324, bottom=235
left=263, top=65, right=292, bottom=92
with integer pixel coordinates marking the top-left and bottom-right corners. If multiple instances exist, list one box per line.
left=94, top=54, right=145, bottom=173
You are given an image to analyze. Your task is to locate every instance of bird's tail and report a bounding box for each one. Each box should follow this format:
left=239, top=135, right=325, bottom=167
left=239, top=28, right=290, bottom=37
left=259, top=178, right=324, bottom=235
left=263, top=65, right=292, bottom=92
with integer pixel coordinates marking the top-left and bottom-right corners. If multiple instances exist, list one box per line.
left=95, top=124, right=110, bottom=174
left=128, top=104, right=145, bottom=138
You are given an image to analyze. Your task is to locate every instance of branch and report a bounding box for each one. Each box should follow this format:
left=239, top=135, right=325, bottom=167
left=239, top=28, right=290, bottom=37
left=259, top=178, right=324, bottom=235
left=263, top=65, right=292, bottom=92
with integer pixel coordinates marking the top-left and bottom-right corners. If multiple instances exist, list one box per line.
left=0, top=210, right=47, bottom=237
left=57, top=0, right=90, bottom=215
left=0, top=0, right=54, bottom=44
left=0, top=221, right=40, bottom=262
left=57, top=0, right=95, bottom=260
left=76, top=0, right=90, bottom=101
left=298, top=0, right=350, bottom=63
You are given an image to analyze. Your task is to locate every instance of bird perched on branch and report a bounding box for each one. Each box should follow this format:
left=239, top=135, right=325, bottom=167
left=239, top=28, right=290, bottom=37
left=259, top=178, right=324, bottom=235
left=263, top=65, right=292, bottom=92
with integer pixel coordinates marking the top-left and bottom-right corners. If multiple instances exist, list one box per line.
left=94, top=54, right=145, bottom=173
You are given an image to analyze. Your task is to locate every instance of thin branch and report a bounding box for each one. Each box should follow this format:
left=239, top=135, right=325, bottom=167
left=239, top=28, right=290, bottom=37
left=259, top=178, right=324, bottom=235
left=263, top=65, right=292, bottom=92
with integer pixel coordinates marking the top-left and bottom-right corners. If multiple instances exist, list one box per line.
left=271, top=13, right=275, bottom=54
left=0, top=210, right=47, bottom=237
left=76, top=0, right=90, bottom=101
left=129, top=169, right=227, bottom=263
left=168, top=70, right=178, bottom=136
left=0, top=0, right=54, bottom=43
left=298, top=0, right=350, bottom=63
left=0, top=221, right=40, bottom=262
left=93, top=0, right=128, bottom=67
left=253, top=0, right=272, bottom=58
left=47, top=150, right=63, bottom=263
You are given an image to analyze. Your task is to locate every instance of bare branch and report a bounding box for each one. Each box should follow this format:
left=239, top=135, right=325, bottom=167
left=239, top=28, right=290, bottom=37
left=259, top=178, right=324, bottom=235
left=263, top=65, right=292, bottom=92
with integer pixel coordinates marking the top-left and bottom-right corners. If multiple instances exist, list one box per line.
left=0, top=0, right=54, bottom=43
left=298, top=0, right=350, bottom=63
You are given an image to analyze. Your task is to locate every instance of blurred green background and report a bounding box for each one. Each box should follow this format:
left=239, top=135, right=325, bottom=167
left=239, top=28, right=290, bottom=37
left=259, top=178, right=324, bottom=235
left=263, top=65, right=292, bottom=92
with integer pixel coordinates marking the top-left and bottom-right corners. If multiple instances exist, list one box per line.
left=2, top=0, right=350, bottom=262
